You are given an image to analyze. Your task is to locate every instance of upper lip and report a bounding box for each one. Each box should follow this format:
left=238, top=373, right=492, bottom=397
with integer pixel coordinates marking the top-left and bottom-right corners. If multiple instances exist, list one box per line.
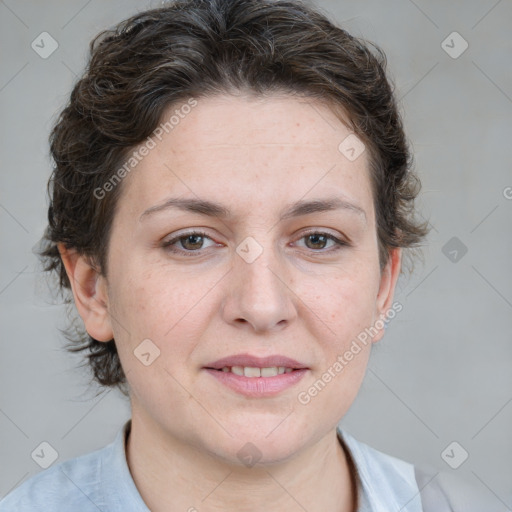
left=204, top=353, right=308, bottom=370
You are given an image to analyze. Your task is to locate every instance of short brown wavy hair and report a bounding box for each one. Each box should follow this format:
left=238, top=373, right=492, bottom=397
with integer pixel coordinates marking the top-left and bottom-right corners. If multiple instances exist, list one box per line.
left=41, top=0, right=429, bottom=394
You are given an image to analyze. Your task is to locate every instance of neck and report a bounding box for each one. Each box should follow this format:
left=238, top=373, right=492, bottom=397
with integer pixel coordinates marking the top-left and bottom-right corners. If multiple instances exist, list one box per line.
left=125, top=415, right=358, bottom=512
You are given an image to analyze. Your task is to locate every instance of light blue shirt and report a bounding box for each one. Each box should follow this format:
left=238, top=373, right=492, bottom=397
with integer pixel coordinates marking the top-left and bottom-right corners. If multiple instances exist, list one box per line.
left=0, top=420, right=430, bottom=511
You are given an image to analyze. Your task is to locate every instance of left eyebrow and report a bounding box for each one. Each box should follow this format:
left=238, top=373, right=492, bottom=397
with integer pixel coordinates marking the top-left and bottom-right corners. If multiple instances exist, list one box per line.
left=139, top=196, right=367, bottom=224
left=279, top=197, right=367, bottom=223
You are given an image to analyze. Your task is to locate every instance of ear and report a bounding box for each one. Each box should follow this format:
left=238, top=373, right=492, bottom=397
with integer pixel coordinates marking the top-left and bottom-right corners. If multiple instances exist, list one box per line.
left=58, top=244, right=114, bottom=342
left=372, top=247, right=402, bottom=343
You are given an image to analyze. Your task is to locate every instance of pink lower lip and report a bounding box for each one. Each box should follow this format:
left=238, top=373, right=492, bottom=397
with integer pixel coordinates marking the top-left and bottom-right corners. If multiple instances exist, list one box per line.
left=204, top=368, right=308, bottom=397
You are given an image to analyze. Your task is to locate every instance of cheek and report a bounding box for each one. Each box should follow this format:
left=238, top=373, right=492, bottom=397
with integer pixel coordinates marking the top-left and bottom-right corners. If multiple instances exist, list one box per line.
left=107, top=264, right=217, bottom=383
left=111, top=262, right=214, bottom=336
left=302, top=268, right=380, bottom=347
left=294, top=274, right=375, bottom=426
left=107, top=266, right=213, bottom=415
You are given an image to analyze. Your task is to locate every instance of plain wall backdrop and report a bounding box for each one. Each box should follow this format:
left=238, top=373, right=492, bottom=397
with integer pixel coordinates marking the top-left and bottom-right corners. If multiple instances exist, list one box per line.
left=1, top=0, right=511, bottom=507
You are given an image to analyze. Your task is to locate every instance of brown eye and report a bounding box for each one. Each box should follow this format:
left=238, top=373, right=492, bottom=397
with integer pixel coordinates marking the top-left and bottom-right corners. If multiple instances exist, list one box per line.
left=180, top=234, right=205, bottom=250
left=295, top=231, right=349, bottom=253
left=162, top=230, right=217, bottom=256
left=304, top=233, right=329, bottom=250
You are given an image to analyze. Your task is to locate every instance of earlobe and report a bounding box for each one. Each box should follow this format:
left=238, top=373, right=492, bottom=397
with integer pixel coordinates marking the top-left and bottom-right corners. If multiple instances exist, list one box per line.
left=58, top=244, right=114, bottom=342
left=373, top=248, right=402, bottom=343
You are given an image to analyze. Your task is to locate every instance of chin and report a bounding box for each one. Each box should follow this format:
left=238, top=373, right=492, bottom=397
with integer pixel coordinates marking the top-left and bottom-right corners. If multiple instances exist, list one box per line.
left=202, top=415, right=312, bottom=466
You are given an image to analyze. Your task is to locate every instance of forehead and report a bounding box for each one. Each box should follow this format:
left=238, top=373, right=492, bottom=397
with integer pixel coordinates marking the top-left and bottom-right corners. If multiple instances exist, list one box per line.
left=117, top=94, right=373, bottom=221
left=173, top=93, right=348, bottom=142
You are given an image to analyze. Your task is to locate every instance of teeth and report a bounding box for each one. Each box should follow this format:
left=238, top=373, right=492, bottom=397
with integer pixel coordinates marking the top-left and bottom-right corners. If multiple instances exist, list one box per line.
left=220, top=366, right=295, bottom=377
left=243, top=366, right=261, bottom=377
left=261, top=367, right=278, bottom=377
left=231, top=366, right=244, bottom=376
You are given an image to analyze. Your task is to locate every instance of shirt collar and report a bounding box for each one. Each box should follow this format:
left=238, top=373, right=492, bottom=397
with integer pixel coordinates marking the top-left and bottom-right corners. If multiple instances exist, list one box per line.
left=100, top=419, right=150, bottom=511
left=337, top=426, right=423, bottom=512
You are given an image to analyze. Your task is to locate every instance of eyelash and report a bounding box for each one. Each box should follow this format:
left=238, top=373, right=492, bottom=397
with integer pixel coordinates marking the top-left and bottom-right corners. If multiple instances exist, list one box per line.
left=161, top=229, right=349, bottom=257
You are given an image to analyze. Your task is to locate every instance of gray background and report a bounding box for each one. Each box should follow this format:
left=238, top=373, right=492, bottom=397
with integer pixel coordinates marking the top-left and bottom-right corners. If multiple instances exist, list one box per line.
left=1, top=0, right=511, bottom=507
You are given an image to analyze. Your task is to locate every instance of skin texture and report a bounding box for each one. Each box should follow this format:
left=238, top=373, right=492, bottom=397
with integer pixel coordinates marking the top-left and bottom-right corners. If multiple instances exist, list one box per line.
left=60, top=94, right=402, bottom=512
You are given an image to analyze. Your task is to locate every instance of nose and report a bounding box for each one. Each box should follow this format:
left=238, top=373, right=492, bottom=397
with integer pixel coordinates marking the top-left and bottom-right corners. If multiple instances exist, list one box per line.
left=221, top=242, right=298, bottom=334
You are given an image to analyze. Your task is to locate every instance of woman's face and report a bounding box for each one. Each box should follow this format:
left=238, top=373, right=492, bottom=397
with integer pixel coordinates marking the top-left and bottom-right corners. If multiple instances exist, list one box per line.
left=96, top=94, right=401, bottom=463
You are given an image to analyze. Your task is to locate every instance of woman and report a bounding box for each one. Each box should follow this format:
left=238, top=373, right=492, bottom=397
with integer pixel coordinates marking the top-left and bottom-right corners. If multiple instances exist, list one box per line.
left=0, top=0, right=493, bottom=510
